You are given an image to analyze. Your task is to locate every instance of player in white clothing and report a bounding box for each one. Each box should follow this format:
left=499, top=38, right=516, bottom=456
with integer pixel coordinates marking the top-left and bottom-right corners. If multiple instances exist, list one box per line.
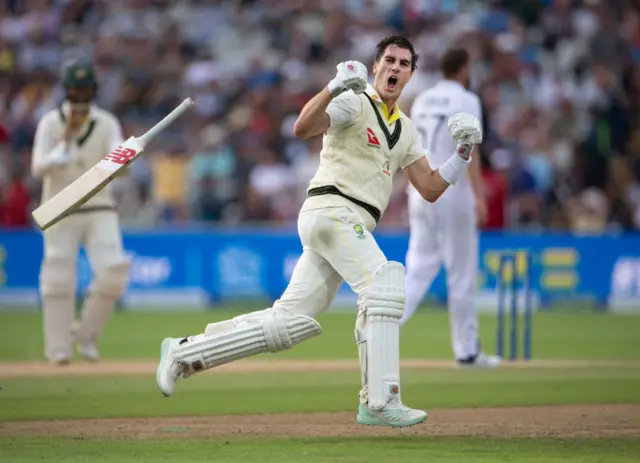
left=31, top=62, right=130, bottom=365
left=155, top=36, right=482, bottom=427
left=401, top=48, right=500, bottom=368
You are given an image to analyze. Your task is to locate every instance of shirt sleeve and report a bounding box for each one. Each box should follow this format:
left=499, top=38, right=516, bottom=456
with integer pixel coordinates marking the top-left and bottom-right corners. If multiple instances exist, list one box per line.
left=325, top=91, right=362, bottom=132
left=30, top=114, right=67, bottom=178
left=400, top=122, right=427, bottom=169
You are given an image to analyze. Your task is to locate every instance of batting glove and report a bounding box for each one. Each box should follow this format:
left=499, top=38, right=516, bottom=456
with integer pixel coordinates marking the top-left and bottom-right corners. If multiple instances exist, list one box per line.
left=448, top=113, right=483, bottom=160
left=327, top=61, right=368, bottom=98
left=47, top=143, right=74, bottom=167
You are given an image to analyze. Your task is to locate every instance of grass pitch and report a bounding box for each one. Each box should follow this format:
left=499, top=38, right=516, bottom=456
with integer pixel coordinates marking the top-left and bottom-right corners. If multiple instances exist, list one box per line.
left=0, top=307, right=639, bottom=462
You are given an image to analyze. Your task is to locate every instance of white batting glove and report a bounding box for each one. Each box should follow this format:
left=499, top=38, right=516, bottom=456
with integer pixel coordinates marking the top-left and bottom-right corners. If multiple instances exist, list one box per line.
left=50, top=154, right=72, bottom=167
left=327, top=61, right=368, bottom=98
left=448, top=113, right=483, bottom=160
left=45, top=142, right=74, bottom=169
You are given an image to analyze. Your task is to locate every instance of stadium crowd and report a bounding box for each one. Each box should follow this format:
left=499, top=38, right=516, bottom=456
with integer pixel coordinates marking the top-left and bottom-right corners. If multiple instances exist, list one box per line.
left=1, top=0, right=639, bottom=231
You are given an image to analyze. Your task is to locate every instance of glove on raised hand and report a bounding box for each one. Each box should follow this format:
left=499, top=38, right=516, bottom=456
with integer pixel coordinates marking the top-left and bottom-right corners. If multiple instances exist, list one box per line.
left=448, top=113, right=483, bottom=160
left=327, top=61, right=368, bottom=98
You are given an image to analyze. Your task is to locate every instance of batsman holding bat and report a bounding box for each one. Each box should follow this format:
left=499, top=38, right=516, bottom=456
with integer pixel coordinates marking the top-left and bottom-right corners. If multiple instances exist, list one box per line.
left=31, top=61, right=130, bottom=365
left=156, top=36, right=482, bottom=428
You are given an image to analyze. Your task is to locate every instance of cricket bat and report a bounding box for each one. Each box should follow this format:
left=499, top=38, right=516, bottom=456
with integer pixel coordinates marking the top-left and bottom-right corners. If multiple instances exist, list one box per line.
left=32, top=97, right=195, bottom=231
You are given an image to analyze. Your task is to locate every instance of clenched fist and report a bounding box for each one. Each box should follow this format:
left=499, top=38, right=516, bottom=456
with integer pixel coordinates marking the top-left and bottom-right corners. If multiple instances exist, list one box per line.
left=327, top=61, right=368, bottom=98
left=448, top=113, right=483, bottom=160
left=448, top=113, right=483, bottom=144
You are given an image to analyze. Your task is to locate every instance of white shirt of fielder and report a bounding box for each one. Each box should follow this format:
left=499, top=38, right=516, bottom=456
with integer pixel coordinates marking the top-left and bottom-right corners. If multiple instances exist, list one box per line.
left=402, top=79, right=496, bottom=366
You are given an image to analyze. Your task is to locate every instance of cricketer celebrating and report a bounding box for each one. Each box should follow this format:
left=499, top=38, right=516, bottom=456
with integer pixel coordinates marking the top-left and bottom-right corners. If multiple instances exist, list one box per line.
left=31, top=61, right=130, bottom=365
left=401, top=48, right=500, bottom=368
left=156, top=36, right=482, bottom=428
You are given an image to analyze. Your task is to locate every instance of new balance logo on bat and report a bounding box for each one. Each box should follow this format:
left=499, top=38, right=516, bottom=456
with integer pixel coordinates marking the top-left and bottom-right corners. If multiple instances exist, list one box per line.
left=104, top=146, right=137, bottom=165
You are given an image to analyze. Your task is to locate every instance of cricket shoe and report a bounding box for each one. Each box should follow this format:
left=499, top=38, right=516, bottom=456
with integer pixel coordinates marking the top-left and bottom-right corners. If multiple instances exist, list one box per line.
left=76, top=342, right=100, bottom=362
left=156, top=338, right=187, bottom=397
left=48, top=350, right=72, bottom=366
left=456, top=352, right=501, bottom=368
left=357, top=399, right=428, bottom=428
left=70, top=323, right=100, bottom=362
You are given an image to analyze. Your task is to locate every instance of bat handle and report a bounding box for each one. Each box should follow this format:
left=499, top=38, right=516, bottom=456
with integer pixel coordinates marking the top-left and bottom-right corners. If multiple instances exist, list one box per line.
left=137, top=97, right=195, bottom=147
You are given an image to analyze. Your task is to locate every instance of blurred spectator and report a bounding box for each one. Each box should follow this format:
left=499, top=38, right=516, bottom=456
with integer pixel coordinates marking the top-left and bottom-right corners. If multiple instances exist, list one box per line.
left=187, top=124, right=237, bottom=221
left=116, top=181, right=161, bottom=228
left=0, top=168, right=30, bottom=228
left=248, top=148, right=297, bottom=222
left=567, top=187, right=609, bottom=233
left=480, top=150, right=508, bottom=230
left=0, top=0, right=638, bottom=231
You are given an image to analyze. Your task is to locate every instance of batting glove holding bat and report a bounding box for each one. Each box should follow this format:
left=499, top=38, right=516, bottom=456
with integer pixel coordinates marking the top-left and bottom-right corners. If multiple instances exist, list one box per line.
left=327, top=60, right=368, bottom=98
left=448, top=113, right=483, bottom=160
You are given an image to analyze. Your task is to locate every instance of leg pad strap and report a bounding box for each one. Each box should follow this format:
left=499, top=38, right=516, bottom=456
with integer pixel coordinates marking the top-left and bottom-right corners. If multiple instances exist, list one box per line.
left=174, top=309, right=322, bottom=374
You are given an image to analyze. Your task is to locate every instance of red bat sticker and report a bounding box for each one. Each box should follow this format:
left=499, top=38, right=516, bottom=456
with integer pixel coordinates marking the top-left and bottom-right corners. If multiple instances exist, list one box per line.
left=104, top=146, right=137, bottom=165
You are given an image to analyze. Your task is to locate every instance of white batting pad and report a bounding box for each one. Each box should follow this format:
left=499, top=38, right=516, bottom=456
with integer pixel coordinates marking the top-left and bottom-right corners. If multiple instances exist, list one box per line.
left=355, top=261, right=405, bottom=410
left=172, top=309, right=321, bottom=375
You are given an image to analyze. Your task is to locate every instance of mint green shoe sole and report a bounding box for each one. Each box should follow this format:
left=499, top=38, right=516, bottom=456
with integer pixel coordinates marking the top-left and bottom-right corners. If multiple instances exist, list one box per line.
left=357, top=406, right=428, bottom=428
left=156, top=338, right=173, bottom=397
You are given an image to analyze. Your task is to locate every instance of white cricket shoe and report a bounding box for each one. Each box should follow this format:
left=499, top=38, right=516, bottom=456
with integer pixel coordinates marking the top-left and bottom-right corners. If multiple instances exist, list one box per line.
left=70, top=322, right=100, bottom=362
left=48, top=349, right=72, bottom=366
left=357, top=399, right=428, bottom=428
left=456, top=352, right=501, bottom=368
left=156, top=338, right=186, bottom=397
left=76, top=342, right=100, bottom=362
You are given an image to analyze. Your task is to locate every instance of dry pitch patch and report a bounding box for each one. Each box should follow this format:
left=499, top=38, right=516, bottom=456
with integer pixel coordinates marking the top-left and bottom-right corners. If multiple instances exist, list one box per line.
left=1, top=360, right=639, bottom=439
left=1, top=405, right=638, bottom=439
left=2, top=358, right=640, bottom=377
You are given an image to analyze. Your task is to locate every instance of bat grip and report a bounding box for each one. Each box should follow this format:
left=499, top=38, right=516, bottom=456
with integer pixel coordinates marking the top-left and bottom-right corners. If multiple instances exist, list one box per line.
left=137, top=97, right=195, bottom=146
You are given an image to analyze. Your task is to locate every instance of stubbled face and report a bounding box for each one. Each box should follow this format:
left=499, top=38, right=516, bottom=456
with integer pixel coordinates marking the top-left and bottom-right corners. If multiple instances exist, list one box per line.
left=373, top=45, right=413, bottom=103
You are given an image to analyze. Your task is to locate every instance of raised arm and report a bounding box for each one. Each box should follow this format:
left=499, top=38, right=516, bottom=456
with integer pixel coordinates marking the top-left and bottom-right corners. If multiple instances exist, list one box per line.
left=31, top=115, right=70, bottom=178
left=293, top=88, right=334, bottom=139
left=404, top=113, right=483, bottom=202
left=293, top=61, right=368, bottom=139
left=405, top=156, right=455, bottom=203
left=31, top=108, right=90, bottom=178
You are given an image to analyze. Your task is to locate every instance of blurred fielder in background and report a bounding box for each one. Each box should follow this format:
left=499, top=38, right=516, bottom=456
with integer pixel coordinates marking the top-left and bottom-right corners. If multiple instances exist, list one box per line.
left=401, top=48, right=499, bottom=368
left=155, top=36, right=482, bottom=428
left=31, top=61, right=130, bottom=365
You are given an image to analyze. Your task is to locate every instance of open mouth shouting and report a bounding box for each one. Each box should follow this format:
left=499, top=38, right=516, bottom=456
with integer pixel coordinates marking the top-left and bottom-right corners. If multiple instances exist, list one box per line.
left=386, top=75, right=398, bottom=92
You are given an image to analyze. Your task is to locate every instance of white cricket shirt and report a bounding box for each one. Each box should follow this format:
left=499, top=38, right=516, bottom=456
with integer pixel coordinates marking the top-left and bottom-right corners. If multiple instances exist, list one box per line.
left=306, top=84, right=426, bottom=223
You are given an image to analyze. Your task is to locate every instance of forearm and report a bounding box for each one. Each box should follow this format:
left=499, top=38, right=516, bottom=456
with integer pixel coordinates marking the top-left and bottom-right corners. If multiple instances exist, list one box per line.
left=419, top=169, right=451, bottom=202
left=410, top=112, right=480, bottom=202
left=406, top=151, right=470, bottom=203
left=293, top=88, right=333, bottom=139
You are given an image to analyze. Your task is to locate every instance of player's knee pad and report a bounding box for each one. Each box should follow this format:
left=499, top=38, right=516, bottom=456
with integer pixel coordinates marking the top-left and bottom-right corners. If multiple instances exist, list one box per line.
left=39, top=257, right=76, bottom=296
left=355, top=261, right=405, bottom=409
left=90, top=260, right=131, bottom=298
left=174, top=308, right=322, bottom=375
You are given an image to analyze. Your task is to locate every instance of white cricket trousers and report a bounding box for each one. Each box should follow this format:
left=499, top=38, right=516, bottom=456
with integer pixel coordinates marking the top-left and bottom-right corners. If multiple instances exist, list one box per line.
left=39, top=210, right=129, bottom=360
left=402, top=184, right=479, bottom=360
left=272, top=195, right=387, bottom=318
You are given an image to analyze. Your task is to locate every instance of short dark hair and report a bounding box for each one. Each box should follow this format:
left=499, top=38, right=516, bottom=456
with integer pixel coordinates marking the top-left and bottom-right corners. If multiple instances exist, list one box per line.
left=375, top=36, right=419, bottom=72
left=439, top=48, right=469, bottom=78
